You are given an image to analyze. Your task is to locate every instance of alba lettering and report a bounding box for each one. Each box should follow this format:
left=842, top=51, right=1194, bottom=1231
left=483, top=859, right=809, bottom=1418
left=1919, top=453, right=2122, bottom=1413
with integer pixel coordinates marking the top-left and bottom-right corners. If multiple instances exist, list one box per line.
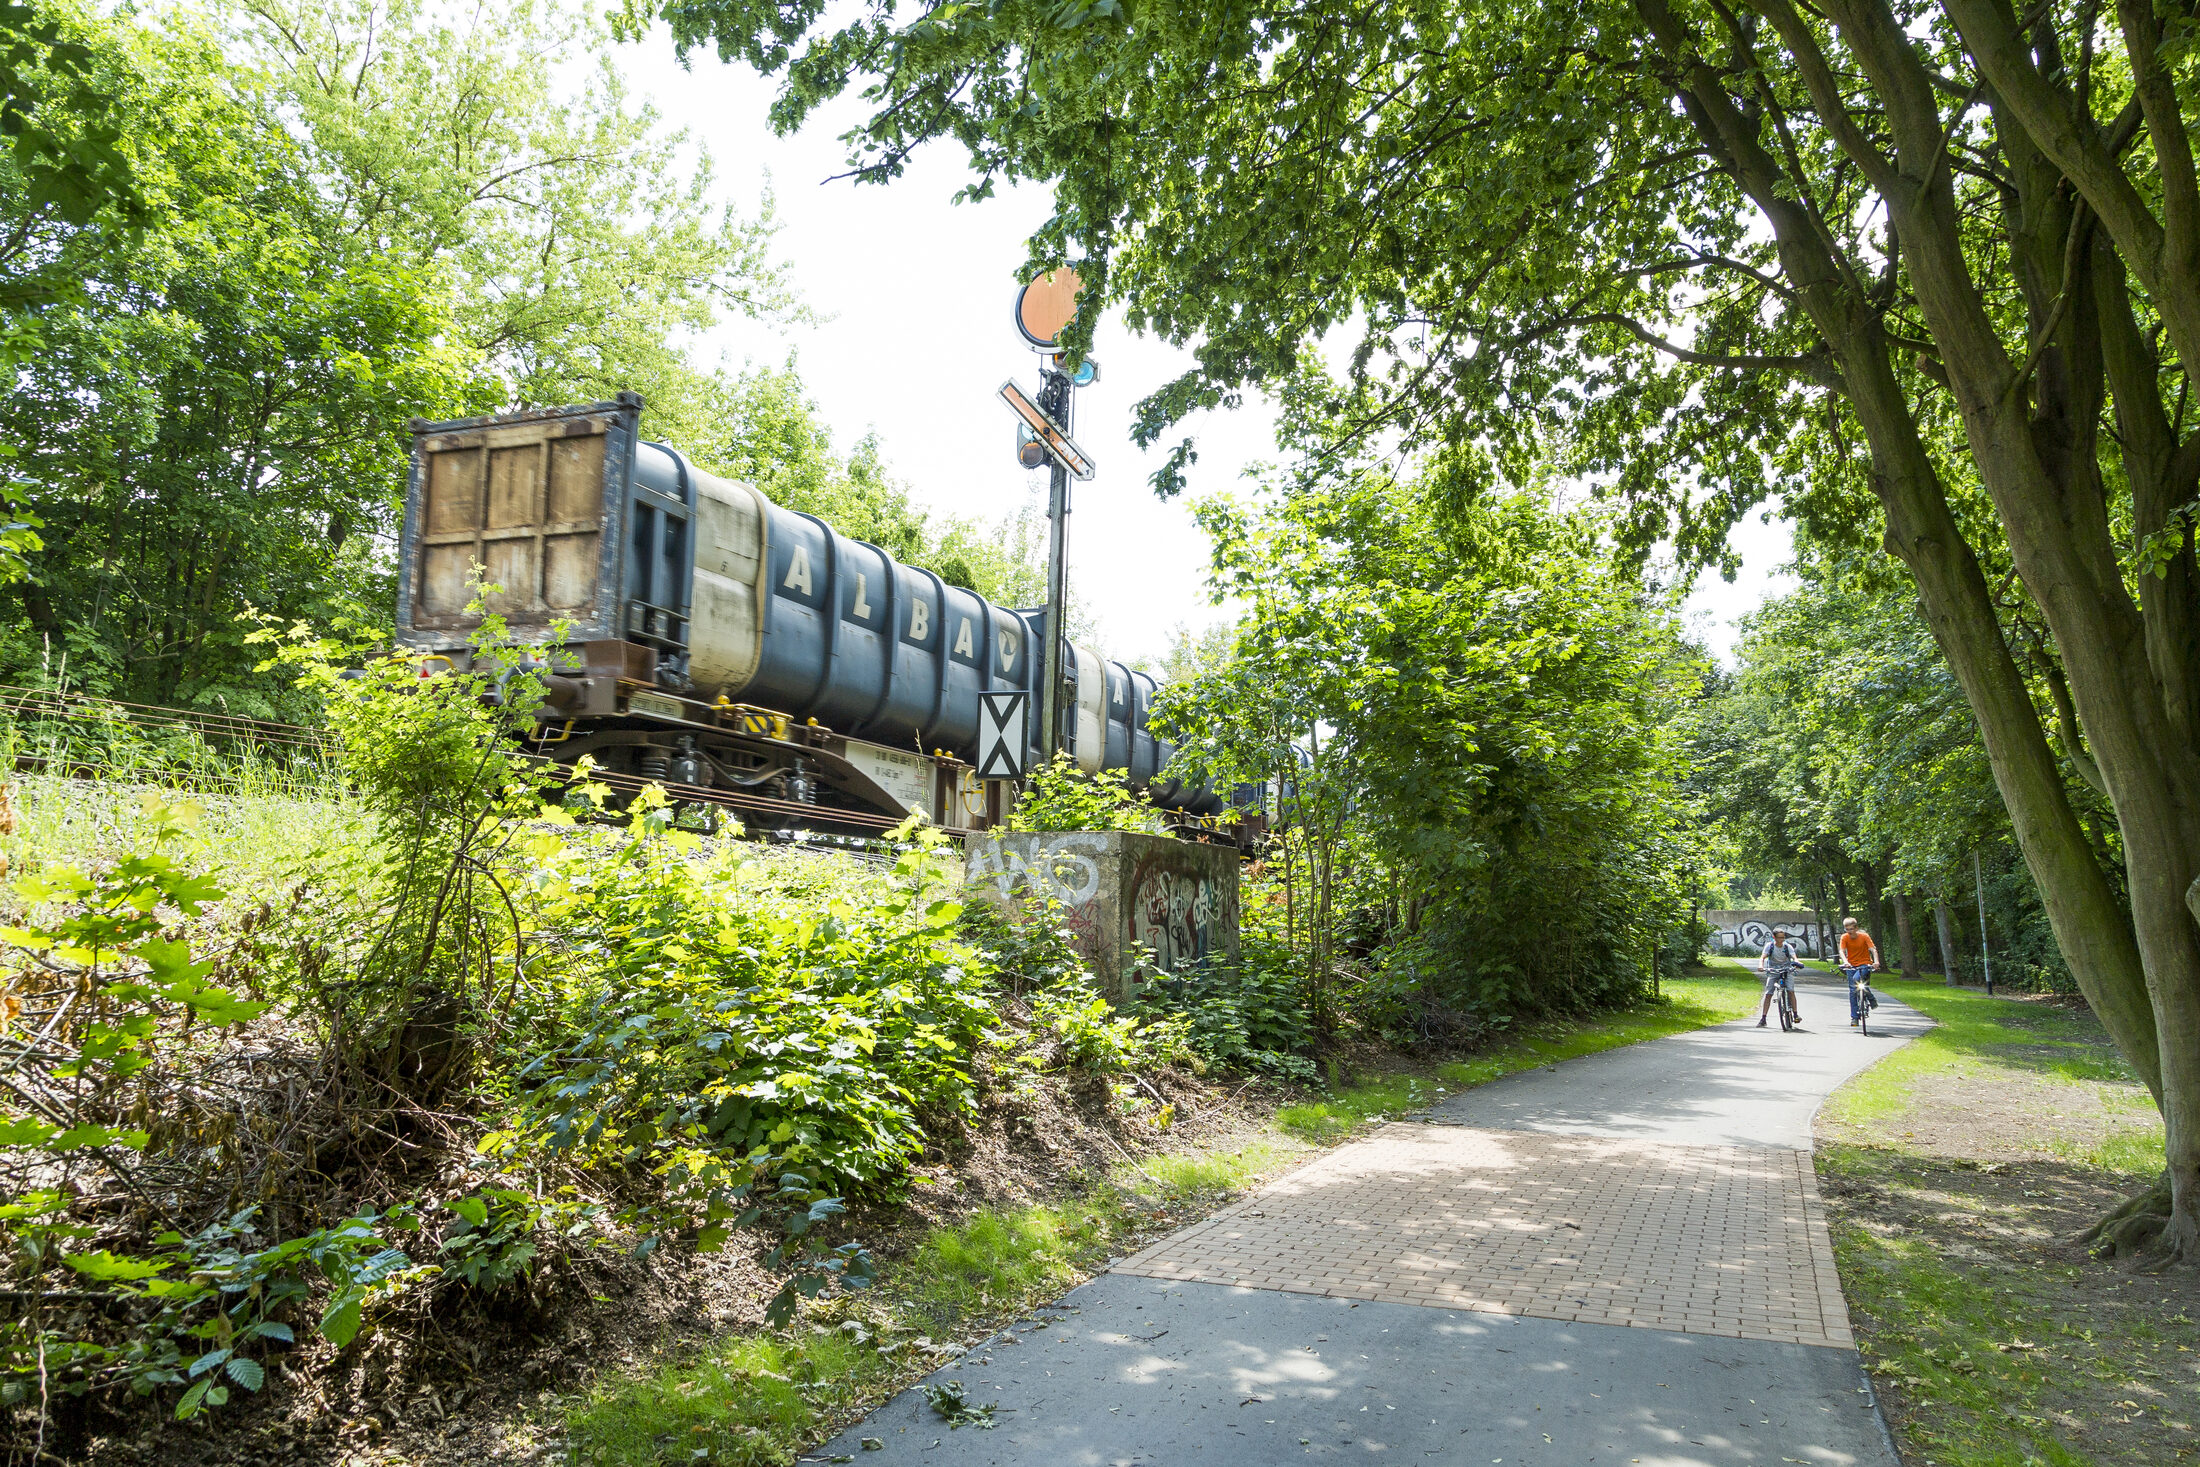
left=782, top=544, right=813, bottom=596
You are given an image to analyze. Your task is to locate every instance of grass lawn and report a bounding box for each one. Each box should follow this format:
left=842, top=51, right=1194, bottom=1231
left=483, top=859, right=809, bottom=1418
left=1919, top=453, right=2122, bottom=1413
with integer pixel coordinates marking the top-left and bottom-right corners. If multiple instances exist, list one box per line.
left=1815, top=976, right=2196, bottom=1466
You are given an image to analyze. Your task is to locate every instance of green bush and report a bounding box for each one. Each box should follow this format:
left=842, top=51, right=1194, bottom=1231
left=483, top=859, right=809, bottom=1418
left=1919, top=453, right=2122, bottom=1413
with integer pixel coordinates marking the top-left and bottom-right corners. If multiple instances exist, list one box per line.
left=1007, top=752, right=1164, bottom=834
left=0, top=809, right=434, bottom=1417
left=1131, top=948, right=1317, bottom=1082
left=1032, top=980, right=1149, bottom=1071
left=248, top=610, right=561, bottom=1042
left=490, top=813, right=996, bottom=1319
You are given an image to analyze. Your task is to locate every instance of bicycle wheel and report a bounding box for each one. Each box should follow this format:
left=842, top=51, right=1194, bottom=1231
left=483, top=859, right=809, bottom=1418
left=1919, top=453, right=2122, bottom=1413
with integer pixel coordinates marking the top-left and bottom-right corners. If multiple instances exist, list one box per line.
left=1778, top=988, right=1794, bottom=1032
left=1859, top=989, right=1871, bottom=1035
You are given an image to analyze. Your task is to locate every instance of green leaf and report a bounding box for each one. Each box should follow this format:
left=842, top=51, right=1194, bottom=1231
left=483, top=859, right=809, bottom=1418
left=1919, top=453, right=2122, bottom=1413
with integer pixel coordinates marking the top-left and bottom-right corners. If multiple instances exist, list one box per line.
left=319, top=1295, right=364, bottom=1348
left=64, top=1249, right=171, bottom=1281
left=0, top=1117, right=57, bottom=1146
left=50, top=1124, right=149, bottom=1152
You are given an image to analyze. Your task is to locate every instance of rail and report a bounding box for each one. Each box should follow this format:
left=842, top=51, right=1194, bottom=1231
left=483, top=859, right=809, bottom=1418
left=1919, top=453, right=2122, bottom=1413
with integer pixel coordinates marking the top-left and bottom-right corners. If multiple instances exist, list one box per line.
left=0, top=684, right=914, bottom=835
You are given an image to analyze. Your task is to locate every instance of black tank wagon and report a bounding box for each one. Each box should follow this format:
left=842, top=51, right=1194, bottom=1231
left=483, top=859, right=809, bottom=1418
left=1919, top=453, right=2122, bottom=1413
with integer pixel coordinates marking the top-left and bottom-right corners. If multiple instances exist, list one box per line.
left=393, top=395, right=1224, bottom=835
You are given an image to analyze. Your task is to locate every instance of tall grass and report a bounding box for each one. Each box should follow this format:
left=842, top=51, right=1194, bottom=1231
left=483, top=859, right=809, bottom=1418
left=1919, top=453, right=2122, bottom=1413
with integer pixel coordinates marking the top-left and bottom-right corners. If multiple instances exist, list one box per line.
left=0, top=771, right=356, bottom=899
left=0, top=687, right=348, bottom=893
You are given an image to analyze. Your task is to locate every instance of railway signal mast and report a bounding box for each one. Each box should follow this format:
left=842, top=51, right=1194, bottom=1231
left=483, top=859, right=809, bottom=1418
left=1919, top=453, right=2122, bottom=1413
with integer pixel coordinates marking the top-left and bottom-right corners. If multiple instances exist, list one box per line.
left=998, top=268, right=1097, bottom=763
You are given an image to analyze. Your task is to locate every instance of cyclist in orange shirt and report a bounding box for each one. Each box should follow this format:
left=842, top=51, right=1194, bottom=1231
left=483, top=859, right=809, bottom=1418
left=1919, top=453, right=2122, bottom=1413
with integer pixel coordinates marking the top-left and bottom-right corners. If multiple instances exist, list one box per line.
left=1838, top=917, right=1880, bottom=1028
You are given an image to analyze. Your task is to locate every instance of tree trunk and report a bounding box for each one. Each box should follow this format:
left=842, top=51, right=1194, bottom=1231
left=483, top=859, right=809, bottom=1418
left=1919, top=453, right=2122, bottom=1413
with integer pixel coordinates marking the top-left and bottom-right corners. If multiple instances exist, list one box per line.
left=1893, top=890, right=1922, bottom=980
left=1812, top=873, right=1834, bottom=964
left=1936, top=900, right=1961, bottom=984
left=1822, top=0, right=2200, bottom=1258
left=1860, top=860, right=1891, bottom=971
left=1640, top=0, right=2181, bottom=1246
left=1634, top=0, right=2161, bottom=1104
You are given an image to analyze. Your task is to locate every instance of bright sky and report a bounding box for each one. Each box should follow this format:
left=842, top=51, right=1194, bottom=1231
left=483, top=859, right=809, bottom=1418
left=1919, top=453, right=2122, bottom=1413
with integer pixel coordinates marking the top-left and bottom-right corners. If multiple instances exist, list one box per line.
left=621, top=33, right=1789, bottom=666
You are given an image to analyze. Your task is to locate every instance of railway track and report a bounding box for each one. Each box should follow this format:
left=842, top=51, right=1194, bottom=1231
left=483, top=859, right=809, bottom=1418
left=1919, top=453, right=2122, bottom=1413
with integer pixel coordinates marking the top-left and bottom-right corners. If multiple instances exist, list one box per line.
left=0, top=684, right=1247, bottom=848
left=0, top=683, right=918, bottom=838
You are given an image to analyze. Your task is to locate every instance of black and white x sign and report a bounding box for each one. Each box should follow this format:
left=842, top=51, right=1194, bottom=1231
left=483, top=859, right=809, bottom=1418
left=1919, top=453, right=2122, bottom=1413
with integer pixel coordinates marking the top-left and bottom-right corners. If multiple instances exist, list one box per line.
left=975, top=691, right=1029, bottom=780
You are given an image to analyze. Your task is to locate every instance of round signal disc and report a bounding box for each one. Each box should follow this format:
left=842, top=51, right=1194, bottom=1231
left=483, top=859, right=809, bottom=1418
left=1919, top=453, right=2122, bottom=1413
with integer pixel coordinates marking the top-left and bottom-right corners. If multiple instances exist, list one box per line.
left=1014, top=267, right=1085, bottom=348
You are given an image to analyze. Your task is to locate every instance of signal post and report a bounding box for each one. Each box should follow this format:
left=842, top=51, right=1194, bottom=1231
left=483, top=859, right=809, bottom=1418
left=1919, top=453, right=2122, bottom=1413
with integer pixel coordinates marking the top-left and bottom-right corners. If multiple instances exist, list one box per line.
left=997, top=269, right=1097, bottom=765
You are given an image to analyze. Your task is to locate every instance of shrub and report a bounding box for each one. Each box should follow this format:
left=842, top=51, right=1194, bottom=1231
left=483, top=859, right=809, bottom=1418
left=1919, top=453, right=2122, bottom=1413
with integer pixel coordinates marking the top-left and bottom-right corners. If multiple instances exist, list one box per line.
left=0, top=806, right=433, bottom=1417
left=247, top=610, right=562, bottom=1053
left=1131, top=948, right=1318, bottom=1083
left=1007, top=753, right=1164, bottom=834
left=1031, top=981, right=1147, bottom=1071
left=491, top=815, right=994, bottom=1320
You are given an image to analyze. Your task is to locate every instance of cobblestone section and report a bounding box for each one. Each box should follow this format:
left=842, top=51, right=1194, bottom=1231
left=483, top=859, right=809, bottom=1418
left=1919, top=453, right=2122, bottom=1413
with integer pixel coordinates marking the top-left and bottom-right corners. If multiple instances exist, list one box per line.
left=1114, top=1121, right=1853, bottom=1348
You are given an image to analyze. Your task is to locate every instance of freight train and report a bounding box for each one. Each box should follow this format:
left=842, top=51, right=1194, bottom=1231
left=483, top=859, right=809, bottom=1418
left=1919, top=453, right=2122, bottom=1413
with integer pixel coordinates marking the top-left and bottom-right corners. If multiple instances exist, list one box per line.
left=393, top=394, right=1225, bottom=837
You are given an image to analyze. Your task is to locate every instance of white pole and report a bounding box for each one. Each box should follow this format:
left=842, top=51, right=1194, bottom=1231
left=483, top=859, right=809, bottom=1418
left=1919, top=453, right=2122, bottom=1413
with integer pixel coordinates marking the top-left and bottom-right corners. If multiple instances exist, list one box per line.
left=1974, top=848, right=1994, bottom=993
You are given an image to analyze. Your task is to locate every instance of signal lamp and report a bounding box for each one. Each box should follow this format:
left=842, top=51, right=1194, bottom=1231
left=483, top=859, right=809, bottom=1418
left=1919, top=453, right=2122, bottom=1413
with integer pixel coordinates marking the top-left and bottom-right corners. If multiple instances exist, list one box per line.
left=1051, top=354, right=1099, bottom=386
left=1016, top=427, right=1049, bottom=469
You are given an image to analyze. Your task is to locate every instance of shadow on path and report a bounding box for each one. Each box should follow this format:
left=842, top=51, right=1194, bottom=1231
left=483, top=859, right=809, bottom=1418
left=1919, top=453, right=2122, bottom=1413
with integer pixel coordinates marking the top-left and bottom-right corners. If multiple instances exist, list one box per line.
left=1422, top=975, right=1929, bottom=1149
left=809, top=973, right=1926, bottom=1466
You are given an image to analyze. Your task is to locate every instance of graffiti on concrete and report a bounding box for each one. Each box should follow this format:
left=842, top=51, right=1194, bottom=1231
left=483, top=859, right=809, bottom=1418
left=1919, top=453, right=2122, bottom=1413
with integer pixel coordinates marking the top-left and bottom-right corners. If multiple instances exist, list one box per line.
left=1704, top=911, right=1830, bottom=958
left=1127, top=851, right=1235, bottom=975
left=965, top=829, right=1241, bottom=999
left=966, top=831, right=1108, bottom=907
left=965, top=832, right=1109, bottom=957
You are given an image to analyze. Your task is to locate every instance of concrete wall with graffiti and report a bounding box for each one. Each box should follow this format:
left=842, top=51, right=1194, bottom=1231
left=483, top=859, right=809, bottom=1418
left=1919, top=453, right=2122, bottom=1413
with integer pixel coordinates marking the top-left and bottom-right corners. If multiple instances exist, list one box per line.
left=1703, top=910, right=1832, bottom=958
left=965, top=830, right=1240, bottom=1002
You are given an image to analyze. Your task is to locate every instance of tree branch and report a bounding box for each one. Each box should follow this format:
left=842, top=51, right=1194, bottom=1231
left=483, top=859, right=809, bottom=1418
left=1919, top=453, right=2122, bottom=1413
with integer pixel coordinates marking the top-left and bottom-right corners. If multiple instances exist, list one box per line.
left=1571, top=312, right=1848, bottom=387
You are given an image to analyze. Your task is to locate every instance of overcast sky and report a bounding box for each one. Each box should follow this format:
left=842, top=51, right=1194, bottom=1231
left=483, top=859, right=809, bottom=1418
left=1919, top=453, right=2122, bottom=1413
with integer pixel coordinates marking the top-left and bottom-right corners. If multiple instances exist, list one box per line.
left=619, top=31, right=1792, bottom=666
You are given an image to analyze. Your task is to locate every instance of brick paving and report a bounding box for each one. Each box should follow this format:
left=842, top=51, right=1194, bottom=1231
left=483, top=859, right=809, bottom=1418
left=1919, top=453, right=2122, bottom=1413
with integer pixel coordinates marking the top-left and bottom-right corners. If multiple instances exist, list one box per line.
left=1113, top=1121, right=1853, bottom=1348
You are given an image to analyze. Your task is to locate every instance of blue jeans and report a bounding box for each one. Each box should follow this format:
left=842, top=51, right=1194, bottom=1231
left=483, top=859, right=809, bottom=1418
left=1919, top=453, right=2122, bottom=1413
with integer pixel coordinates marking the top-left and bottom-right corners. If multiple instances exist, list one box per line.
left=1843, top=966, right=1872, bottom=1020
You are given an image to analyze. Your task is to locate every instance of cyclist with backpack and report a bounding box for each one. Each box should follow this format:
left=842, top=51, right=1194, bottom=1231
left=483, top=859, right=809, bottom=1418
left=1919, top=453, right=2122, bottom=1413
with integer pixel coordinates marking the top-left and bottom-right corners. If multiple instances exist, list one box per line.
left=1838, top=917, right=1881, bottom=1028
left=1756, top=927, right=1804, bottom=1029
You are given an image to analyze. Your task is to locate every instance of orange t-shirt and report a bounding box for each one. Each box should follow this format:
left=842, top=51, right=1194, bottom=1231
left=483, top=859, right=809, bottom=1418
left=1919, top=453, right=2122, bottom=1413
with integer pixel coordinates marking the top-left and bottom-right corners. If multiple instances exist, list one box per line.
left=1839, top=930, right=1876, bottom=966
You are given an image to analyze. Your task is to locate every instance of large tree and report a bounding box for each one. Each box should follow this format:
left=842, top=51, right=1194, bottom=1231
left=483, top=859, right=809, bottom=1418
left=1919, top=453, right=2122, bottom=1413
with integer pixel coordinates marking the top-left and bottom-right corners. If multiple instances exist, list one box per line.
left=1, top=0, right=795, bottom=708
left=0, top=8, right=463, bottom=710
left=1159, top=442, right=1704, bottom=1028
left=217, top=0, right=797, bottom=440
left=654, top=0, right=2200, bottom=1253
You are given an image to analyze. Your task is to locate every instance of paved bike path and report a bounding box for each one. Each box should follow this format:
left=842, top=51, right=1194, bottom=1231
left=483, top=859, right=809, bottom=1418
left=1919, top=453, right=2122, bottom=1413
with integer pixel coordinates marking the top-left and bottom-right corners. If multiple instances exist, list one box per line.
left=813, top=973, right=1926, bottom=1465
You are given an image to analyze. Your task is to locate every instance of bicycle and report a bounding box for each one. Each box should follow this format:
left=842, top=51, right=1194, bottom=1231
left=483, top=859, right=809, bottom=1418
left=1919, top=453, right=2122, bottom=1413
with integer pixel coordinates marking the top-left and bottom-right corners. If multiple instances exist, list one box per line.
left=1762, top=967, right=1801, bottom=1031
left=1850, top=967, right=1880, bottom=1036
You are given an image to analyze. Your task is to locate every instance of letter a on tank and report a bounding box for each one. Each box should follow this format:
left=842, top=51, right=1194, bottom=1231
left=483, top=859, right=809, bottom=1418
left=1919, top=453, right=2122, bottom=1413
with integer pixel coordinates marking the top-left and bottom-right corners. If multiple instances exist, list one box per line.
left=783, top=544, right=813, bottom=597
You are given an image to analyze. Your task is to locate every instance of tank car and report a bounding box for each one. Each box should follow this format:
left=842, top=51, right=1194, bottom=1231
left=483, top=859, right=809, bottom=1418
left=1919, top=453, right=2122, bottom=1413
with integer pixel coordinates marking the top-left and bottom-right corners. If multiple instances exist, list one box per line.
left=392, top=395, right=1224, bottom=836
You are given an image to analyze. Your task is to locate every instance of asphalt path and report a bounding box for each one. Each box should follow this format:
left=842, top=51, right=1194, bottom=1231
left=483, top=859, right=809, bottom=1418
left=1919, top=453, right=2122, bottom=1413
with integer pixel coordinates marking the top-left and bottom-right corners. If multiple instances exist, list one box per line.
left=1428, top=967, right=1931, bottom=1148
left=808, top=969, right=1925, bottom=1467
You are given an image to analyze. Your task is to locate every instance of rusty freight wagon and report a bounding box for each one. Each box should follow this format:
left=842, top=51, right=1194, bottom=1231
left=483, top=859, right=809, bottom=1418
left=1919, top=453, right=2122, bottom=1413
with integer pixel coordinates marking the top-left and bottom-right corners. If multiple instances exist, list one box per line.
left=392, top=395, right=1226, bottom=836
